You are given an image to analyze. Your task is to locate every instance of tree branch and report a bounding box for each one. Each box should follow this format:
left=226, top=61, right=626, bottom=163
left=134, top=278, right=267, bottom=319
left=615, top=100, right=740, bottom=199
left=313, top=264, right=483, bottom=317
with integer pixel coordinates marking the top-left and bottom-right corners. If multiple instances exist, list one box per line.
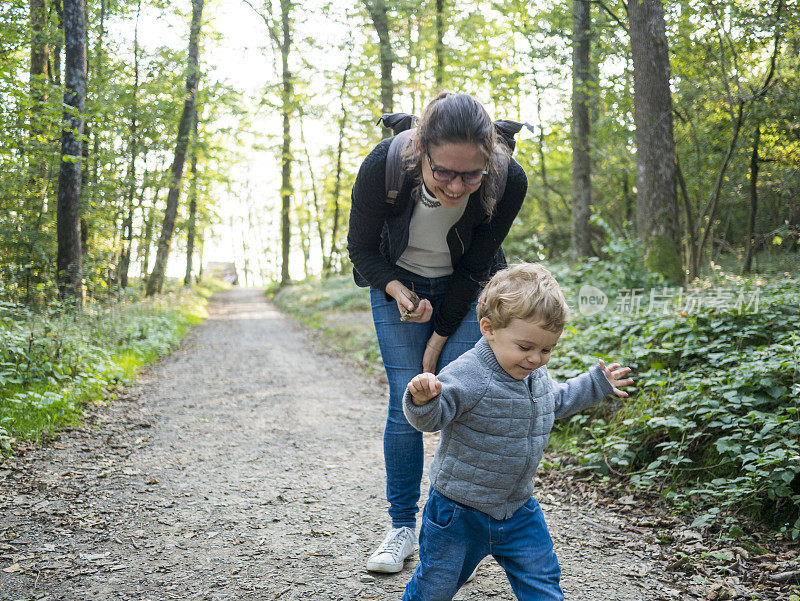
left=752, top=0, right=783, bottom=100
left=590, top=0, right=628, bottom=34
left=241, top=0, right=280, bottom=47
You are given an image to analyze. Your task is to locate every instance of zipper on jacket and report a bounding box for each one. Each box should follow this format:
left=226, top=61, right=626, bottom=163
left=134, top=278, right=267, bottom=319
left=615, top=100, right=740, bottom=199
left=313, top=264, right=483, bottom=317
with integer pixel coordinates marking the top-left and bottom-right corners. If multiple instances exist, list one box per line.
left=527, top=376, right=537, bottom=403
left=454, top=227, right=465, bottom=254
left=509, top=380, right=538, bottom=493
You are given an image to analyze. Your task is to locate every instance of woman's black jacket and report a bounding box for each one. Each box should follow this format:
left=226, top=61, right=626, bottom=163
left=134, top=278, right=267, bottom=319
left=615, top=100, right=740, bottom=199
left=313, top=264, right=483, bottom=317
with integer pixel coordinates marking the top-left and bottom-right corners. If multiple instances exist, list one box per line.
left=347, top=136, right=527, bottom=338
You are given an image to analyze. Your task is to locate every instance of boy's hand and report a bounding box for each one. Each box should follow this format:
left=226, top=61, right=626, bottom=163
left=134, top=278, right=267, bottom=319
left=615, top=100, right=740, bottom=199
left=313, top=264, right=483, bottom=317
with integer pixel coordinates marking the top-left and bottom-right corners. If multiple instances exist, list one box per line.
left=407, top=372, right=442, bottom=406
left=599, top=360, right=634, bottom=397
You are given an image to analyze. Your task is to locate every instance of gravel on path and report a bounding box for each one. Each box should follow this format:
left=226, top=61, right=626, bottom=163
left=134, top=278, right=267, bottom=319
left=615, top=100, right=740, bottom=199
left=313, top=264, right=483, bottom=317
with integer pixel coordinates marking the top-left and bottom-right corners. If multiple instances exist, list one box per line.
left=0, top=288, right=732, bottom=600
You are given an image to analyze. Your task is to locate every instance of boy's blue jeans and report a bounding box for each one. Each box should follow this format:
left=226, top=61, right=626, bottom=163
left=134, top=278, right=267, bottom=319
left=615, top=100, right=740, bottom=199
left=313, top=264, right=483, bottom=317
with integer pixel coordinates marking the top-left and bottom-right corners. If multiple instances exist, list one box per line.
left=403, top=489, right=564, bottom=601
left=370, top=271, right=481, bottom=529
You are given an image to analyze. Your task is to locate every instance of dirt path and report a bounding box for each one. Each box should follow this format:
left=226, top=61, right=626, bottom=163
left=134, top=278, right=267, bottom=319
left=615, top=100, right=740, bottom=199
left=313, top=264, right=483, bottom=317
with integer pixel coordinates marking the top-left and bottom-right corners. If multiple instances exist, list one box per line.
left=1, top=288, right=691, bottom=600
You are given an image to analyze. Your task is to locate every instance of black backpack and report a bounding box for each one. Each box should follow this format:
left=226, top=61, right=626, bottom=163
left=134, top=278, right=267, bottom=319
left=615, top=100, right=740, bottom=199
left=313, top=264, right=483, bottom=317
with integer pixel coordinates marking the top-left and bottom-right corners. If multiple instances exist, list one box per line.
left=376, top=112, right=527, bottom=206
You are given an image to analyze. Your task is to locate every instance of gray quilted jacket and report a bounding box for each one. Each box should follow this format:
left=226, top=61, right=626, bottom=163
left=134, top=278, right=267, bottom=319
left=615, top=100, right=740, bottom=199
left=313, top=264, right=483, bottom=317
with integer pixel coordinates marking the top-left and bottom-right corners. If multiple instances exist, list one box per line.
left=403, top=337, right=613, bottom=520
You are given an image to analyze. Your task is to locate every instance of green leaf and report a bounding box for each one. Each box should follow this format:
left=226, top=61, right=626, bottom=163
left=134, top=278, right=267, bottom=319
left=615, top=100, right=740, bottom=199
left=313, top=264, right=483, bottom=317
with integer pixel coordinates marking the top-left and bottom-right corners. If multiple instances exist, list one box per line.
left=691, top=513, right=715, bottom=528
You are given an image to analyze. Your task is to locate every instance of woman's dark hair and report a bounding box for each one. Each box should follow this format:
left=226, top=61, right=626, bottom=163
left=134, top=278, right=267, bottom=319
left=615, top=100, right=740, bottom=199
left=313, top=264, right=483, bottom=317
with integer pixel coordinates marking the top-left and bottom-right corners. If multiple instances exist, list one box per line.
left=400, top=92, right=511, bottom=216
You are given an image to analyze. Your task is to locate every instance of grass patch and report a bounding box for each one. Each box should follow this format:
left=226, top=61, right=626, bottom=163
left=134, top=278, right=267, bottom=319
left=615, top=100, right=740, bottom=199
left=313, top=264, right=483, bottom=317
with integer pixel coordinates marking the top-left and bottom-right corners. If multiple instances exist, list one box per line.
left=271, top=275, right=381, bottom=369
left=0, top=279, right=225, bottom=456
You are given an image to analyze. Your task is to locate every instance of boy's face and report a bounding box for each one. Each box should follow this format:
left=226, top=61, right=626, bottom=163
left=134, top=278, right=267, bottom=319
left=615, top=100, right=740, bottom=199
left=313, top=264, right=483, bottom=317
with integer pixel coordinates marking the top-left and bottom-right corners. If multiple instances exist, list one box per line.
left=480, top=317, right=562, bottom=380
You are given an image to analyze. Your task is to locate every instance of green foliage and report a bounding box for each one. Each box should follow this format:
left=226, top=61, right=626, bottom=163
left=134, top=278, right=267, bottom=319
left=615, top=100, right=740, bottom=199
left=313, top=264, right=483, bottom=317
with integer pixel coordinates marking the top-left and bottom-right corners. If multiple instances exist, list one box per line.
left=0, top=285, right=209, bottom=454
left=0, top=0, right=239, bottom=304
left=272, top=276, right=381, bottom=368
left=546, top=217, right=665, bottom=295
left=547, top=273, right=800, bottom=537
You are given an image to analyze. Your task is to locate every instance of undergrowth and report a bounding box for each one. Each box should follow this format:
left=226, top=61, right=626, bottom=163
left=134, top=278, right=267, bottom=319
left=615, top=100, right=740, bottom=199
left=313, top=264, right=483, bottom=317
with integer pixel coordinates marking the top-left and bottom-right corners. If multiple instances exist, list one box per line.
left=271, top=276, right=381, bottom=368
left=270, top=239, right=799, bottom=538
left=542, top=233, right=800, bottom=540
left=0, top=279, right=225, bottom=456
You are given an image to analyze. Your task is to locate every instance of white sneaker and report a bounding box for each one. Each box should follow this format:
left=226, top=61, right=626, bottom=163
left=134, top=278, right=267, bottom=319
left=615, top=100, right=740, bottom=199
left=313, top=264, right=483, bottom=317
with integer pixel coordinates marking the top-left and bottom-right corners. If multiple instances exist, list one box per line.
left=366, top=526, right=417, bottom=573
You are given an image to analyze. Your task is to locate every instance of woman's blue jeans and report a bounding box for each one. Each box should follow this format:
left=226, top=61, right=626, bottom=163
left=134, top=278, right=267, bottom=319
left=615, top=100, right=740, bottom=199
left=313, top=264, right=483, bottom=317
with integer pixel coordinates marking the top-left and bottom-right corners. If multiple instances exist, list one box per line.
left=370, top=271, right=481, bottom=529
left=403, top=489, right=563, bottom=601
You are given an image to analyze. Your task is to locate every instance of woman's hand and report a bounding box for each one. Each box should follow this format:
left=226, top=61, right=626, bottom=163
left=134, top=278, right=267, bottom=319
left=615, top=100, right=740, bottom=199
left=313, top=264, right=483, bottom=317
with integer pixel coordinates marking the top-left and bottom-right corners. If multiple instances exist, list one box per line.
left=422, top=332, right=448, bottom=373
left=385, top=280, right=433, bottom=323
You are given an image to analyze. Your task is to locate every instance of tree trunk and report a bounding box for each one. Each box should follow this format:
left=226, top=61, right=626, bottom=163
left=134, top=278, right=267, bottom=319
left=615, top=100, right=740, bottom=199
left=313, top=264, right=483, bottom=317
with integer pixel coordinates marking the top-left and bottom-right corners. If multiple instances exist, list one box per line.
left=242, top=235, right=250, bottom=287
left=118, top=0, right=141, bottom=290
left=675, top=155, right=697, bottom=277
left=278, top=0, right=293, bottom=286
left=184, top=116, right=199, bottom=287
left=324, top=52, right=351, bottom=275
left=51, top=0, right=63, bottom=86
left=55, top=0, right=86, bottom=308
left=742, top=125, right=760, bottom=274
left=242, top=0, right=294, bottom=285
left=26, top=0, right=51, bottom=302
left=146, top=0, right=203, bottom=295
left=434, top=0, right=445, bottom=89
left=530, top=79, right=554, bottom=229
left=197, top=233, right=204, bottom=281
left=628, top=0, right=683, bottom=282
left=30, top=0, right=49, bottom=119
left=86, top=0, right=106, bottom=216
left=406, top=17, right=418, bottom=114
left=364, top=0, right=393, bottom=138
left=300, top=219, right=309, bottom=279
left=298, top=115, right=324, bottom=267
left=571, top=0, right=592, bottom=259
left=140, top=201, right=154, bottom=278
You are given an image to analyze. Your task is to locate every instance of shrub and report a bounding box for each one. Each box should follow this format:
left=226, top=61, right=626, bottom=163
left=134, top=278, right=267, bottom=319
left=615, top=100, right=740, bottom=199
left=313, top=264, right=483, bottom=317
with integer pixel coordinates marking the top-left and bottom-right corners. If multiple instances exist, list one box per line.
left=547, top=276, right=800, bottom=537
left=0, top=283, right=210, bottom=452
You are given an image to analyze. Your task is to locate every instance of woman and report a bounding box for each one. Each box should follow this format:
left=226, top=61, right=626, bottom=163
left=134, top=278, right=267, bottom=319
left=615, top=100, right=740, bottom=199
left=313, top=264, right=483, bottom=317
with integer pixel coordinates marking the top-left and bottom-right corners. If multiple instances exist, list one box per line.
left=347, top=92, right=528, bottom=573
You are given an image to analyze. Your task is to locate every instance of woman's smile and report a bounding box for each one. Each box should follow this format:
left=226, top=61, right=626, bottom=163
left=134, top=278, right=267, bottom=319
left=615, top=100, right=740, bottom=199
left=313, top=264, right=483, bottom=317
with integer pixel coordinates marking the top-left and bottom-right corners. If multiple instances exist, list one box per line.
left=422, top=142, right=486, bottom=208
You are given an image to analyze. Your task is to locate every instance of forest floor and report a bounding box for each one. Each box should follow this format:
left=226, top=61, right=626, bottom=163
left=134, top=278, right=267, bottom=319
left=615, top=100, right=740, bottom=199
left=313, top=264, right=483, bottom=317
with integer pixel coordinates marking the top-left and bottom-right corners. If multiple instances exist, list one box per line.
left=0, top=288, right=793, bottom=601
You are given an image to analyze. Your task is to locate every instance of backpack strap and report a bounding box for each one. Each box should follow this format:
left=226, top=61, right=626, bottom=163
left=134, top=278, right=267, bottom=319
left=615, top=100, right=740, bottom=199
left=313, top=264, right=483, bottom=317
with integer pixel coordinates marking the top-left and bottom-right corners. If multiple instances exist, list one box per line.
left=384, top=129, right=414, bottom=205
left=491, top=120, right=530, bottom=205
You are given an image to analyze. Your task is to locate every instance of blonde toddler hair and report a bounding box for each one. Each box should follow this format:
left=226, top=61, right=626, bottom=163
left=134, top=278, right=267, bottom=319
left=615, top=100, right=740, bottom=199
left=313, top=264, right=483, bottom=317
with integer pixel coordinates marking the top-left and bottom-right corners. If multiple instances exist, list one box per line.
left=476, top=263, right=569, bottom=332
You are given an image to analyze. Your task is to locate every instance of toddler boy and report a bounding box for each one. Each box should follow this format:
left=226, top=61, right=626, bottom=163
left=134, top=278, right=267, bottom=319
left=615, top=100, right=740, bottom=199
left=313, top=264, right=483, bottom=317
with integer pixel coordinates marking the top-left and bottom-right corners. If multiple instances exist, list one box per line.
left=402, top=263, right=634, bottom=601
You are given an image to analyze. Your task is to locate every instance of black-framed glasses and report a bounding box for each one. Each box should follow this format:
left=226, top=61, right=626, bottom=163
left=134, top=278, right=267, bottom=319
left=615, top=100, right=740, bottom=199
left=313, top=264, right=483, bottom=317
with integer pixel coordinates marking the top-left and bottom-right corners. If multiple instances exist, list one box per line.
left=426, top=154, right=488, bottom=185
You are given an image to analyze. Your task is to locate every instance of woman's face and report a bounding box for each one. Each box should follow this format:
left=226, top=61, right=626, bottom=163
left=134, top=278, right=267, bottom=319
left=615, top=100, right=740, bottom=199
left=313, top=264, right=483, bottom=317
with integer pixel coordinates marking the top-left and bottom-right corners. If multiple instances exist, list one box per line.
left=420, top=142, right=486, bottom=208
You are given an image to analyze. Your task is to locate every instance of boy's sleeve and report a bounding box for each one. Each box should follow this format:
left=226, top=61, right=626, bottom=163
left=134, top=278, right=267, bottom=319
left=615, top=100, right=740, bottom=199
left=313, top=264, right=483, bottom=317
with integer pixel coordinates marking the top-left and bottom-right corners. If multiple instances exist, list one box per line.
left=551, top=364, right=613, bottom=420
left=402, top=361, right=488, bottom=432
